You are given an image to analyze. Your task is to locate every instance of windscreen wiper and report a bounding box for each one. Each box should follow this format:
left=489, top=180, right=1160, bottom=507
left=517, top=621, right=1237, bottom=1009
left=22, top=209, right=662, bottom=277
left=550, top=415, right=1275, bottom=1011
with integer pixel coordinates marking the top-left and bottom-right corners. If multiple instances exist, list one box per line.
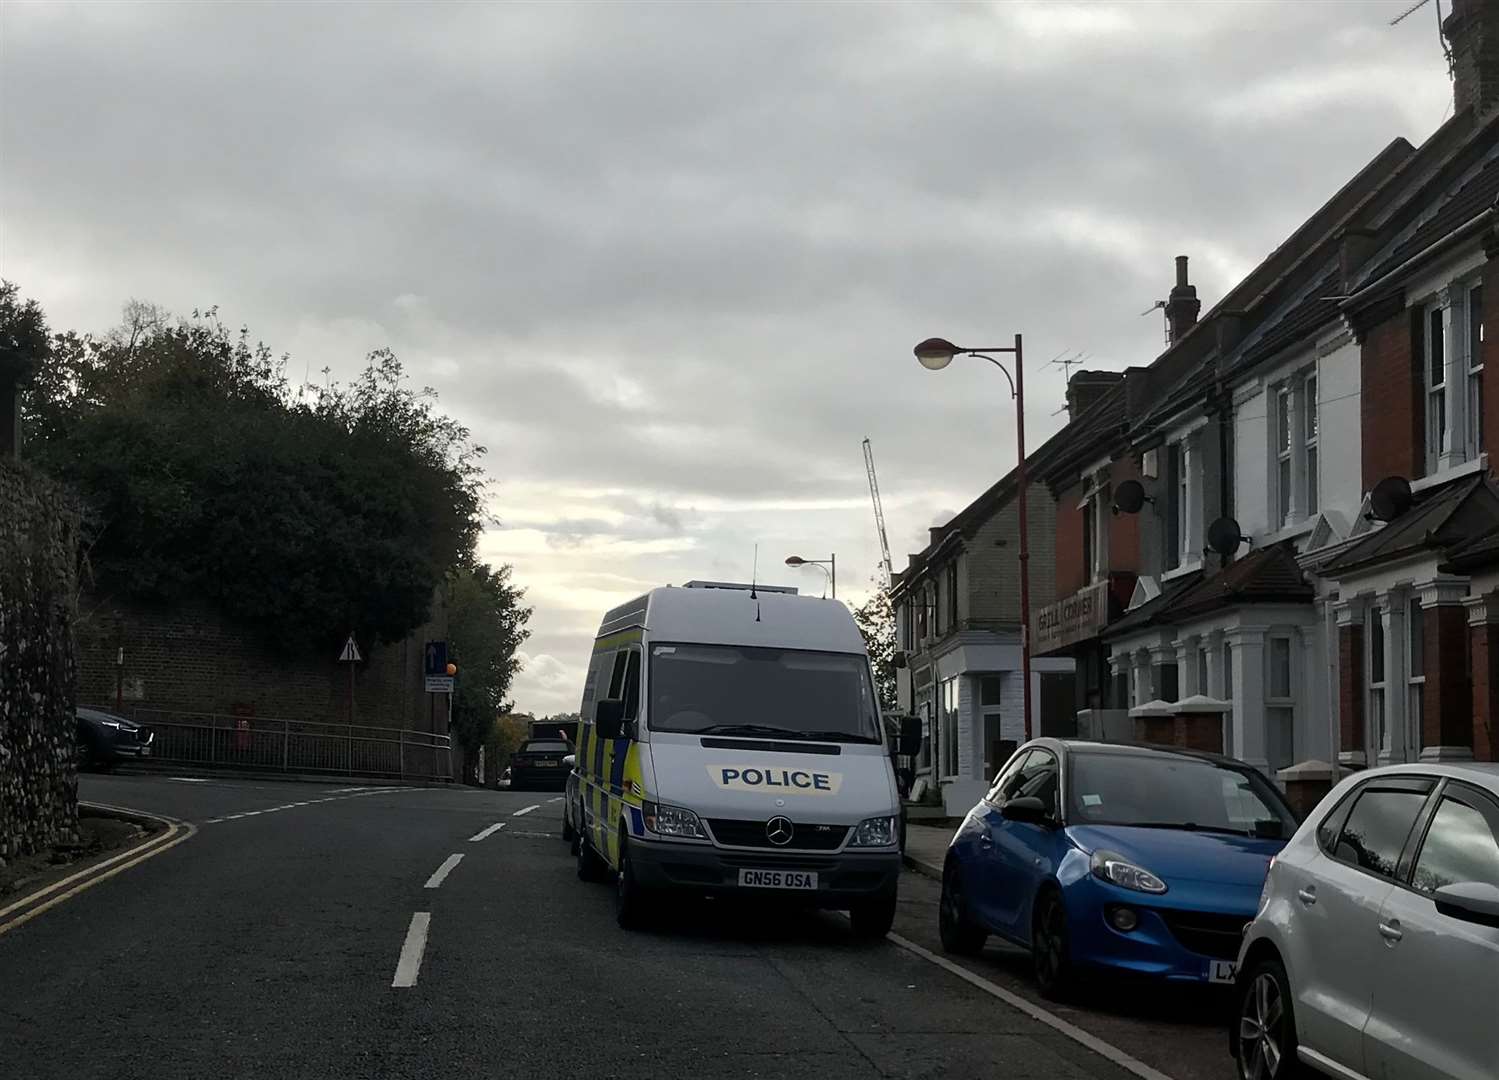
left=697, top=724, right=804, bottom=738
left=799, top=729, right=879, bottom=743
left=1125, top=822, right=1252, bottom=837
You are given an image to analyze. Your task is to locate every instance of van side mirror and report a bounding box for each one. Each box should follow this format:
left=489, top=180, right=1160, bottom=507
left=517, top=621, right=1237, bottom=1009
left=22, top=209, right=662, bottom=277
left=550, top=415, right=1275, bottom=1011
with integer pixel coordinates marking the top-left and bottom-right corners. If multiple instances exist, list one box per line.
left=595, top=698, right=625, bottom=740
left=896, top=714, right=923, bottom=757
left=892, top=651, right=908, bottom=670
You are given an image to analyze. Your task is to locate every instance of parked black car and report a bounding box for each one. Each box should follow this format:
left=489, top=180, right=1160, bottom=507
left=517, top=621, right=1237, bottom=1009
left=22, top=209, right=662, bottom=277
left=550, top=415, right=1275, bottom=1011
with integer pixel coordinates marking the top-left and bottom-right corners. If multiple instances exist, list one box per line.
left=76, top=707, right=154, bottom=770
left=508, top=738, right=571, bottom=790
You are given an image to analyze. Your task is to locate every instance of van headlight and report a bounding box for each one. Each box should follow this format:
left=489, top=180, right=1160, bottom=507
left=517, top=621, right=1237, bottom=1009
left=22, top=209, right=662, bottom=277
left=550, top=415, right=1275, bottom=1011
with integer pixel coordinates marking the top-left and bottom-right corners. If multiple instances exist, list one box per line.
left=1090, top=849, right=1168, bottom=894
left=642, top=800, right=706, bottom=839
left=849, top=816, right=897, bottom=847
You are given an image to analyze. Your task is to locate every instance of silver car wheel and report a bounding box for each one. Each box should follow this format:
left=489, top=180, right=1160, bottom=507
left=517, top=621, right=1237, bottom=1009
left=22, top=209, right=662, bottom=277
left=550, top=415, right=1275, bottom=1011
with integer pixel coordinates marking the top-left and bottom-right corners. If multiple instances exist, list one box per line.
left=1238, top=971, right=1286, bottom=1079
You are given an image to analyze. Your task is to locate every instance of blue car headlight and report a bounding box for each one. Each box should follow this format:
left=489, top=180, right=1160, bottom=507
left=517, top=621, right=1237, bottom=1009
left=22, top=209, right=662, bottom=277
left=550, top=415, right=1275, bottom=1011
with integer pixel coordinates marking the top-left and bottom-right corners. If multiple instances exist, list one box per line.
left=1090, top=849, right=1168, bottom=894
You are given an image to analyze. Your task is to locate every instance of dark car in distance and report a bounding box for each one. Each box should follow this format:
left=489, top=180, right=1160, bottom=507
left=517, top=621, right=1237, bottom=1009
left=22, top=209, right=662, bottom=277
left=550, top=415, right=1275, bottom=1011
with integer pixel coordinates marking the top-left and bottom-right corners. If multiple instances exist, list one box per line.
left=76, top=707, right=154, bottom=770
left=509, top=738, right=571, bottom=791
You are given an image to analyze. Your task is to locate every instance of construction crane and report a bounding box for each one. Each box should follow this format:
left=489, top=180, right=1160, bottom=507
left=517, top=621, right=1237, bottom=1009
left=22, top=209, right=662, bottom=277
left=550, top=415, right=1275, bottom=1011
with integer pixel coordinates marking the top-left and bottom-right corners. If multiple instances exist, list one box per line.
left=863, top=437, right=894, bottom=588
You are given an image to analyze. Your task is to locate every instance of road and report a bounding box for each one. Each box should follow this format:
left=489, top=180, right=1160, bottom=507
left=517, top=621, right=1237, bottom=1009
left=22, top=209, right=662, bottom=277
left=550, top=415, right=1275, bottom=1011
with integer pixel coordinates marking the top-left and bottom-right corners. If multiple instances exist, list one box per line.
left=0, top=774, right=1231, bottom=1079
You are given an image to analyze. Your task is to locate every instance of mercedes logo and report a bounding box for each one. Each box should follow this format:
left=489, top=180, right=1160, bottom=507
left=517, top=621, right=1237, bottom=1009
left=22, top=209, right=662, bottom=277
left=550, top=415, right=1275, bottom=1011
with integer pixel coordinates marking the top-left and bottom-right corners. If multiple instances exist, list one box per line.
left=765, top=816, right=795, bottom=846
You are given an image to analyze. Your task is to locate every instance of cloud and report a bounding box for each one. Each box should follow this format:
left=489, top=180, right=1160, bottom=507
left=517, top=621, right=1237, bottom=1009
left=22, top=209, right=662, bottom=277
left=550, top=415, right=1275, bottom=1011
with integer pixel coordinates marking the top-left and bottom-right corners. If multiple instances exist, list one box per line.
left=1, top=0, right=1455, bottom=714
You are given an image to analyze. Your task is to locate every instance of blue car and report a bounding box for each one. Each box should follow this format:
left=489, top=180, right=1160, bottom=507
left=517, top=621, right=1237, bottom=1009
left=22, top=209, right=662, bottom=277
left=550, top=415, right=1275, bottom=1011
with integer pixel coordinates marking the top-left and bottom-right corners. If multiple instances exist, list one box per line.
left=938, top=739, right=1297, bottom=999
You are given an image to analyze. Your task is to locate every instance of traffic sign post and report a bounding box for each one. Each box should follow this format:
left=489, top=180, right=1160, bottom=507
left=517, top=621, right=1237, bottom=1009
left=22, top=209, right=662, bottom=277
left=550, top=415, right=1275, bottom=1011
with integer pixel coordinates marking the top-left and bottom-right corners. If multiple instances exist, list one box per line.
left=423, top=642, right=455, bottom=737
left=340, top=632, right=362, bottom=725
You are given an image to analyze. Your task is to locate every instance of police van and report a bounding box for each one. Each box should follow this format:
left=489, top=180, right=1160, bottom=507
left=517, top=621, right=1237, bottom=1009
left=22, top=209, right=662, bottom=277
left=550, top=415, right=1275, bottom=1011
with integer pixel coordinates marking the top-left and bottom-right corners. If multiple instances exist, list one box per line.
left=569, top=580, right=920, bottom=935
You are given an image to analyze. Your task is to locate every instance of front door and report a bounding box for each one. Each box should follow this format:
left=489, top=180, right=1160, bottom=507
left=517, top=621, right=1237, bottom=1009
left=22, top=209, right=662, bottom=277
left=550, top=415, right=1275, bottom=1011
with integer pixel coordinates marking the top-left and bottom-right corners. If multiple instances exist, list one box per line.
left=1364, top=782, right=1499, bottom=1080
left=966, top=749, right=1032, bottom=931
left=989, top=749, right=1062, bottom=940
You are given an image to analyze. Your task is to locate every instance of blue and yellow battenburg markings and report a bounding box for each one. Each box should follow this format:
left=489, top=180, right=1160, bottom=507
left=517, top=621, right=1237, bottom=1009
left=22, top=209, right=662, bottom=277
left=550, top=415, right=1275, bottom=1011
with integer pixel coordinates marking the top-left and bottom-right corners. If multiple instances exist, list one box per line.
left=578, top=628, right=649, bottom=866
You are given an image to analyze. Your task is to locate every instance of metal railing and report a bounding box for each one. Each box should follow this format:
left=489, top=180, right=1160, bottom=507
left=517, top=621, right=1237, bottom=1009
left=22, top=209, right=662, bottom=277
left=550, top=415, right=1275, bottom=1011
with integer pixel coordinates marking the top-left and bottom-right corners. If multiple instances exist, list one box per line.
left=126, top=708, right=453, bottom=782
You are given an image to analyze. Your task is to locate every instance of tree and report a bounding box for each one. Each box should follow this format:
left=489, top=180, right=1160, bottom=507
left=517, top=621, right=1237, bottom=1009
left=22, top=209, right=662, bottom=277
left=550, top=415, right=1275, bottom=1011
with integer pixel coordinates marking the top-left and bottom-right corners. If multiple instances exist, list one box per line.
left=0, top=281, right=51, bottom=454
left=19, top=295, right=487, bottom=655
left=853, top=582, right=897, bottom=713
left=447, top=564, right=532, bottom=782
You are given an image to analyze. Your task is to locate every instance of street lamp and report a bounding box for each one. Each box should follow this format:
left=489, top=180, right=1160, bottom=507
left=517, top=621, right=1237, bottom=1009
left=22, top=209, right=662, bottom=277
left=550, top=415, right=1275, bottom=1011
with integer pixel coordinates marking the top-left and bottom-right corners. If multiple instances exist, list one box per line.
left=913, top=333, right=1033, bottom=742
left=785, top=554, right=836, bottom=599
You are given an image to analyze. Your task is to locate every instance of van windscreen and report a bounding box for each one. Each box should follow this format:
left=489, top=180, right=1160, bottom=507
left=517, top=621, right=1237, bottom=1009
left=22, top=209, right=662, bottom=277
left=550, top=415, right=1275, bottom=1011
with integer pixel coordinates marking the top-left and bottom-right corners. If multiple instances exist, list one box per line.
left=648, top=644, right=881, bottom=742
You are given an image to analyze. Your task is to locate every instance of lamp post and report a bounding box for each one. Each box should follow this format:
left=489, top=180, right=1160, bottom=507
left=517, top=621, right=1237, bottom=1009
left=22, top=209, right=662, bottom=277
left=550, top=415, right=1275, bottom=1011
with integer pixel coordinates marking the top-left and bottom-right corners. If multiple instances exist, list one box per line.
left=785, top=554, right=836, bottom=599
left=913, top=333, right=1032, bottom=742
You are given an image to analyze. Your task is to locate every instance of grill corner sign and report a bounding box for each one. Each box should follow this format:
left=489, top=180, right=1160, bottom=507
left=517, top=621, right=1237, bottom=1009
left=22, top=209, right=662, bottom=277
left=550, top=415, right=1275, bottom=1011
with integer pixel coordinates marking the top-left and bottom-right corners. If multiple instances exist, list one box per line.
left=1032, top=579, right=1111, bottom=653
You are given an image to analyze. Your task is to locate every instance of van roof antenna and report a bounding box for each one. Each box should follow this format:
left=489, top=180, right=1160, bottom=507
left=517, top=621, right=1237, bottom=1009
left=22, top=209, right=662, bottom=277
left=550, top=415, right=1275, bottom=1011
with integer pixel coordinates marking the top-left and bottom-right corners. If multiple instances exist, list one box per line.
left=751, top=544, right=759, bottom=600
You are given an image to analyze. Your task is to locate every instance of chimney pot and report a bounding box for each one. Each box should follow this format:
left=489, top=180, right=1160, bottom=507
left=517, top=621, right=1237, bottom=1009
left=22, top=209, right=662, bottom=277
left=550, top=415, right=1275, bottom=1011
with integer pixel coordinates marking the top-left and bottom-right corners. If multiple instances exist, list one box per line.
left=1165, top=255, right=1202, bottom=345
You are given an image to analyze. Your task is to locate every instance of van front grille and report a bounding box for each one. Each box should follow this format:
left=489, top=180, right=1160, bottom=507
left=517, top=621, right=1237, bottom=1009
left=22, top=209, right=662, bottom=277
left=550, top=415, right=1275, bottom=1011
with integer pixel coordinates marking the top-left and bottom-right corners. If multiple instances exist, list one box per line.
left=706, top=819, right=848, bottom=851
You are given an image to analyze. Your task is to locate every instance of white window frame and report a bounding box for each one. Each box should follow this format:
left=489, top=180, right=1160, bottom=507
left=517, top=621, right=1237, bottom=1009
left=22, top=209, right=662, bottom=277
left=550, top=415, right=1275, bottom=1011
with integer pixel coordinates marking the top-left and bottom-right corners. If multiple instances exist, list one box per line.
left=1367, top=605, right=1388, bottom=757
left=1275, top=385, right=1294, bottom=528
left=1079, top=469, right=1109, bottom=585
left=1407, top=597, right=1425, bottom=758
left=1467, top=281, right=1485, bottom=461
left=1270, top=367, right=1318, bottom=529
left=1426, top=300, right=1447, bottom=474
left=939, top=676, right=960, bottom=780
left=1304, top=371, right=1319, bottom=516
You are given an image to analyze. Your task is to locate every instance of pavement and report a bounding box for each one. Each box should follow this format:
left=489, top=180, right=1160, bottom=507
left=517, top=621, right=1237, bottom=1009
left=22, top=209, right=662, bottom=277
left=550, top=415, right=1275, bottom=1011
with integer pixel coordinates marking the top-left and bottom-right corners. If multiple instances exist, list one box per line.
left=901, top=822, right=952, bottom=881
left=0, top=773, right=1237, bottom=1079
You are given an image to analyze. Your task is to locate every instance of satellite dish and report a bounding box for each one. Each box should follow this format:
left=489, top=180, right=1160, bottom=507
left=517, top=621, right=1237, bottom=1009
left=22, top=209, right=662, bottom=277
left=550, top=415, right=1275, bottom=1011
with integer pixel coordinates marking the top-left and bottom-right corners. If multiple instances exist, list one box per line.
left=1369, top=476, right=1413, bottom=522
left=1207, top=517, right=1246, bottom=558
left=1113, top=479, right=1147, bottom=514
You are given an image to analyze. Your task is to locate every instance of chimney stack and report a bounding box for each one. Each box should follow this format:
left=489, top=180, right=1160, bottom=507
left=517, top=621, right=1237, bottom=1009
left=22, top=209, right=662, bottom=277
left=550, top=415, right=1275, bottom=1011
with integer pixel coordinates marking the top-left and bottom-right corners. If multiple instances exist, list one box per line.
left=1065, top=369, right=1123, bottom=422
left=1164, top=255, right=1201, bottom=344
left=1444, top=0, right=1499, bottom=118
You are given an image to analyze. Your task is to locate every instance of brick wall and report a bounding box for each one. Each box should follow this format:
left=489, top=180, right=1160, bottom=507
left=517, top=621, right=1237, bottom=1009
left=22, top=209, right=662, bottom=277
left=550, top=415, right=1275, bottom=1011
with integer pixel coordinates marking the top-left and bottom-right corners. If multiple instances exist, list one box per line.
left=1054, top=478, right=1085, bottom=599
left=1472, top=621, right=1497, bottom=761
left=1109, top=457, right=1142, bottom=574
left=0, top=460, right=80, bottom=863
left=74, top=594, right=446, bottom=732
left=966, top=482, right=1059, bottom=626
left=1424, top=604, right=1473, bottom=751
left=1361, top=306, right=1424, bottom=488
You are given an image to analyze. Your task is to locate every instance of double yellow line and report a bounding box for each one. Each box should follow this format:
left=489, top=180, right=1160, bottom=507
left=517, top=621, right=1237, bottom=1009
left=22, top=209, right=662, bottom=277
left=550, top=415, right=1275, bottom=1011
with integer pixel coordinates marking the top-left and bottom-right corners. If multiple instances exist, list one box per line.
left=0, top=803, right=197, bottom=938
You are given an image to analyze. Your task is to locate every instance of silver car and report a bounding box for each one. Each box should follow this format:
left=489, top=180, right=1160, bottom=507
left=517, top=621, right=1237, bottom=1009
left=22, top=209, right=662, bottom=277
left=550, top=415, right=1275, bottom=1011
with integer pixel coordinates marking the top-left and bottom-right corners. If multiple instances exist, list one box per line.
left=1232, top=762, right=1499, bottom=1080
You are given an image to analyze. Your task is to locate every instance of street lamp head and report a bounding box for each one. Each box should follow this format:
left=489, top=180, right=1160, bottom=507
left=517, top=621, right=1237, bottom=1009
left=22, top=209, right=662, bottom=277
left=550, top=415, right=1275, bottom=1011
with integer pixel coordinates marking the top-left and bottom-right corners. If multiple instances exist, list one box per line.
left=914, top=337, right=960, bottom=371
left=784, top=555, right=806, bottom=567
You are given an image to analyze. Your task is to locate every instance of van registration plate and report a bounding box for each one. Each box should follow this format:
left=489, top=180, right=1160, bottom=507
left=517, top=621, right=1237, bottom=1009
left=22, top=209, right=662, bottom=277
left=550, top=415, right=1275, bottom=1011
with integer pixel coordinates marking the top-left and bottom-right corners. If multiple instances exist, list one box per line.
left=1208, top=960, right=1237, bottom=985
left=738, top=869, right=818, bottom=890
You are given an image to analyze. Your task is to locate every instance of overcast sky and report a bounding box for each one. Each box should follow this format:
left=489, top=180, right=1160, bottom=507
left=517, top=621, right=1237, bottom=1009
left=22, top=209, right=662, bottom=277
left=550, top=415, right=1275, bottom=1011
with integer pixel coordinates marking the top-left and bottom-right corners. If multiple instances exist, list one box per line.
left=2, top=1, right=1454, bottom=716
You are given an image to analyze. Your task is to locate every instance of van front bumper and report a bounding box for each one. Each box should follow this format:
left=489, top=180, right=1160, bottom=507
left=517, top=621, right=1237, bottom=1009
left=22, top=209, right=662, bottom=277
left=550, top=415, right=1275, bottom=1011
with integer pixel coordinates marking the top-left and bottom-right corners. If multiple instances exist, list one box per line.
left=627, top=837, right=900, bottom=905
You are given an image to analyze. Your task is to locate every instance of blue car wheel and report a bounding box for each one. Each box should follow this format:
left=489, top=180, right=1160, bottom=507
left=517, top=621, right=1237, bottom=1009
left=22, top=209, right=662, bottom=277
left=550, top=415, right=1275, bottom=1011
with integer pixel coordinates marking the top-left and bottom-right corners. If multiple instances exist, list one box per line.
left=939, top=860, right=987, bottom=956
left=1033, top=888, right=1075, bottom=1000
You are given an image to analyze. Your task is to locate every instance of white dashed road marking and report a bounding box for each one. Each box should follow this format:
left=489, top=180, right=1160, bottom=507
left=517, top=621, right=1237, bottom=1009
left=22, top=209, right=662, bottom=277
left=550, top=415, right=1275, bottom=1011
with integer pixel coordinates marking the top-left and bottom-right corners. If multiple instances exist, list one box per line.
left=168, top=777, right=211, bottom=783
left=424, top=854, right=464, bottom=889
left=512, top=804, right=541, bottom=817
left=391, top=912, right=431, bottom=988
left=547, top=796, right=564, bottom=803
left=468, top=822, right=507, bottom=842
left=198, top=786, right=414, bottom=825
